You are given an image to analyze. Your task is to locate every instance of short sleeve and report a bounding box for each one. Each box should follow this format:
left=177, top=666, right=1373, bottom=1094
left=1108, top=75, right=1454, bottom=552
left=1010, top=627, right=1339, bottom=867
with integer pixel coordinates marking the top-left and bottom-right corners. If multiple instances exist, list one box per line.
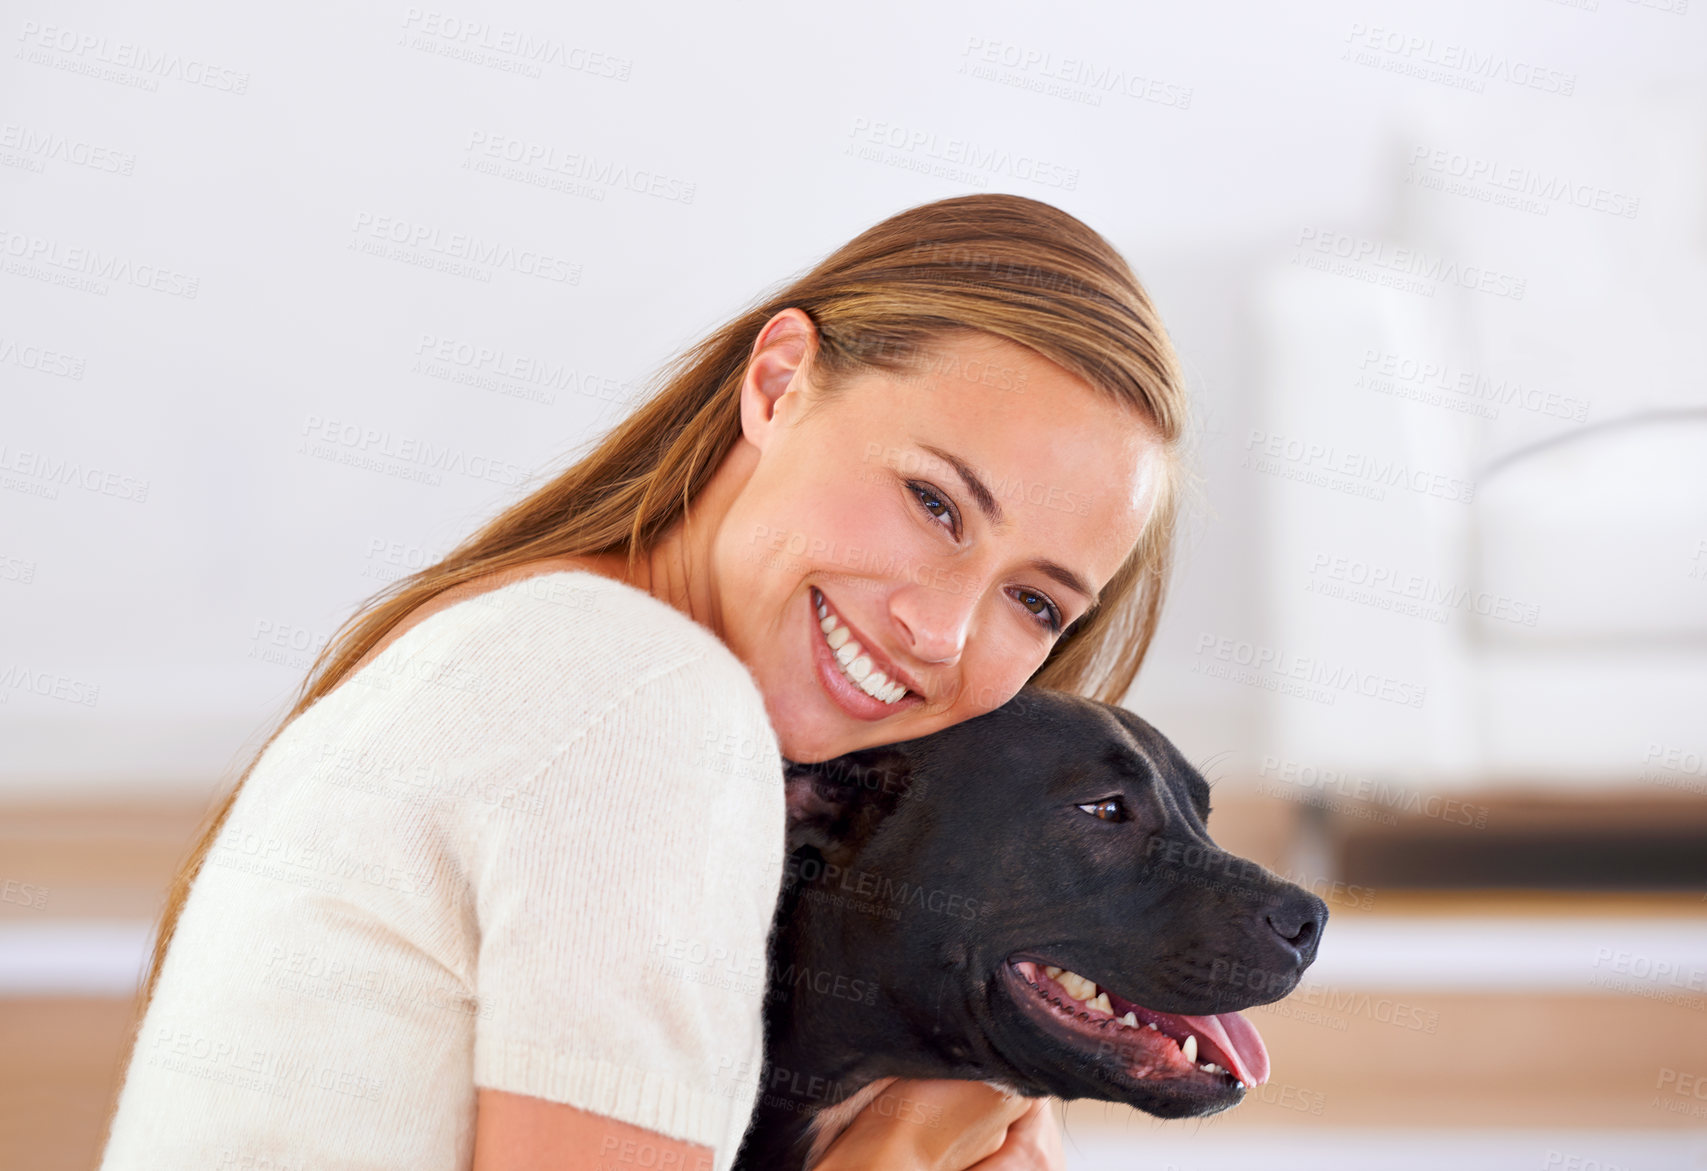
left=467, top=650, right=786, bottom=1163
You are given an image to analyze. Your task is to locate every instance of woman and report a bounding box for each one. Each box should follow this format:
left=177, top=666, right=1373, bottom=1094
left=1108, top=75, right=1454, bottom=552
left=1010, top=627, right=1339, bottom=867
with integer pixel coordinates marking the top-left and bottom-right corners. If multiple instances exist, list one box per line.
left=98, top=193, right=1188, bottom=1171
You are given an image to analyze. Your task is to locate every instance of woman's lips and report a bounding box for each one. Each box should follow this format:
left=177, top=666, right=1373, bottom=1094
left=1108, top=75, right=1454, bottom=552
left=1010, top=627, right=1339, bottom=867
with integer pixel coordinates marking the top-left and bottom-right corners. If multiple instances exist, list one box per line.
left=808, top=586, right=923, bottom=722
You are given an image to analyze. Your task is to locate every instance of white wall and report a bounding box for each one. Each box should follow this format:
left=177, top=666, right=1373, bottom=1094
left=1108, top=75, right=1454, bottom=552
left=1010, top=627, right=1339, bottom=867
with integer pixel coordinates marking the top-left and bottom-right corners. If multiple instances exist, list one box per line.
left=2, top=0, right=1703, bottom=798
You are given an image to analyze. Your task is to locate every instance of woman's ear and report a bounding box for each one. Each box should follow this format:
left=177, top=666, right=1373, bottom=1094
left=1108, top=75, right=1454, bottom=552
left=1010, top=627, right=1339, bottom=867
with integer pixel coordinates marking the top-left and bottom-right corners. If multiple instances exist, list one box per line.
left=740, top=308, right=818, bottom=452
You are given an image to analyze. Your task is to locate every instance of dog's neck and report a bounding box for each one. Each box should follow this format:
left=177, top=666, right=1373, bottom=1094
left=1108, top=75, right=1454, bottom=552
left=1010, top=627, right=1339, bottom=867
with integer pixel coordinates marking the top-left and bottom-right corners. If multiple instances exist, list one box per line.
left=760, top=872, right=909, bottom=1082
left=736, top=869, right=942, bottom=1170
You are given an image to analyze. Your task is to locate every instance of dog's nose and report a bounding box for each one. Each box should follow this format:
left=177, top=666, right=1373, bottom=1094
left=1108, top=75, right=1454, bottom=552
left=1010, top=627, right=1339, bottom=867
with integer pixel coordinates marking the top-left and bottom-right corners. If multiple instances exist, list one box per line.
left=1264, top=892, right=1327, bottom=964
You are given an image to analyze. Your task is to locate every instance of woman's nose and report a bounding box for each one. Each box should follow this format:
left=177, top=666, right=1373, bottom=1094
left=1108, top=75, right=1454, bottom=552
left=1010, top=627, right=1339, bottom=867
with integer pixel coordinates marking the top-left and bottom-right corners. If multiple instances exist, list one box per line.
left=889, top=581, right=973, bottom=665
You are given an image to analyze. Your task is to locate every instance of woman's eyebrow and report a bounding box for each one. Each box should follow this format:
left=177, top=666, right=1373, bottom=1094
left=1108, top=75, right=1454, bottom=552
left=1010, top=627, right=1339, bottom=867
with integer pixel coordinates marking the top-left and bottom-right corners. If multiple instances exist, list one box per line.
left=918, top=442, right=1005, bottom=525
left=916, top=441, right=1097, bottom=603
left=1031, top=559, right=1097, bottom=604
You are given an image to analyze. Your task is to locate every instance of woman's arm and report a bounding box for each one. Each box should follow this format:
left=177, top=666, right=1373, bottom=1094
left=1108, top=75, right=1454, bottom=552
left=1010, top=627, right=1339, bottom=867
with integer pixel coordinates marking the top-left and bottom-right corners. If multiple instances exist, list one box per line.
left=472, top=1089, right=714, bottom=1171
left=472, top=1082, right=1061, bottom=1171
left=461, top=647, right=789, bottom=1164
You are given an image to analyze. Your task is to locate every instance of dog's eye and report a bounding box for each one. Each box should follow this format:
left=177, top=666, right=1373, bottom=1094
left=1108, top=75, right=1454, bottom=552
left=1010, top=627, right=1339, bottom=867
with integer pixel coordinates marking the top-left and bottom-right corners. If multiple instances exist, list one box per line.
left=1077, top=798, right=1126, bottom=822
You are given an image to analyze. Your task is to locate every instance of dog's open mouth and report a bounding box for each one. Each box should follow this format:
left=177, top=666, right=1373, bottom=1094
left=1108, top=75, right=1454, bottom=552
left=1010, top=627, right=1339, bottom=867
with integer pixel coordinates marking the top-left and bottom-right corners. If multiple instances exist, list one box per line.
left=1006, top=959, right=1269, bottom=1092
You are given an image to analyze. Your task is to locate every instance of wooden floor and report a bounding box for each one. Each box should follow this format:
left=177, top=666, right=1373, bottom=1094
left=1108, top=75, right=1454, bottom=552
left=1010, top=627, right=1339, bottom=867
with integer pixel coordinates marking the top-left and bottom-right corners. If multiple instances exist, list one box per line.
left=4, top=795, right=1704, bottom=1170
left=1, top=998, right=139, bottom=1171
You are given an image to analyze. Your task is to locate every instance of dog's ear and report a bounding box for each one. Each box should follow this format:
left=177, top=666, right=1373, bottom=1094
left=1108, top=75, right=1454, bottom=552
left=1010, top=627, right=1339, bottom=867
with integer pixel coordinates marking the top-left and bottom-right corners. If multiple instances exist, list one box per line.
left=783, top=746, right=915, bottom=863
left=784, top=767, right=858, bottom=856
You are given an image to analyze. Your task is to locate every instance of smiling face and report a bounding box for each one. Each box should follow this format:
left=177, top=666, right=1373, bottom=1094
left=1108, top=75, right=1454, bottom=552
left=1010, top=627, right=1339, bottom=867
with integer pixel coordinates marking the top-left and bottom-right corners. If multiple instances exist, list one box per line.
left=710, top=312, right=1168, bottom=764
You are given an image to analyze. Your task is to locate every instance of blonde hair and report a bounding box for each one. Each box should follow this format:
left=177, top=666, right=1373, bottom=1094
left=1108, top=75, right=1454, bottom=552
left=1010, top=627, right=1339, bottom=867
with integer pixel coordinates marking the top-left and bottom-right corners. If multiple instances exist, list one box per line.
left=114, top=193, right=1190, bottom=1134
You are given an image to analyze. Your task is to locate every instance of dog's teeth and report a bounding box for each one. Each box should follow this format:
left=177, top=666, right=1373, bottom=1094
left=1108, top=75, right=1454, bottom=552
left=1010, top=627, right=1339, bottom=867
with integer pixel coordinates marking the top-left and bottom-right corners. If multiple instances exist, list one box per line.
left=1121, top=1011, right=1138, bottom=1027
left=1203, top=1062, right=1227, bottom=1075
left=1044, top=966, right=1063, bottom=979
left=1181, top=1034, right=1198, bottom=1063
left=1057, top=971, right=1096, bottom=1001
left=1087, top=992, right=1112, bottom=1014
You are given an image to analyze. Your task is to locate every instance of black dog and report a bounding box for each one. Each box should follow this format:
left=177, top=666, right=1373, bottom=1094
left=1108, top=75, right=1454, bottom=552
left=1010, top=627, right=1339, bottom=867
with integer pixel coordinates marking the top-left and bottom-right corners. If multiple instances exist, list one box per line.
left=733, top=687, right=1327, bottom=1170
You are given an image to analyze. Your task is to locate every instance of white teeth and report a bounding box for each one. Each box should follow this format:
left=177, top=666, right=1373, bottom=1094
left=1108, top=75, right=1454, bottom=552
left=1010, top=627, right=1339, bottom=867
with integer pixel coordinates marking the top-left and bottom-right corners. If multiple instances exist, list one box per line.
left=1146, top=1021, right=1159, bottom=1031
left=1045, top=966, right=1063, bottom=979
left=1087, top=992, right=1112, bottom=1014
left=1056, top=970, right=1097, bottom=1002
left=1181, top=1034, right=1197, bottom=1063
left=815, top=593, right=909, bottom=705
left=1120, top=1011, right=1138, bottom=1027
left=1203, top=1062, right=1227, bottom=1075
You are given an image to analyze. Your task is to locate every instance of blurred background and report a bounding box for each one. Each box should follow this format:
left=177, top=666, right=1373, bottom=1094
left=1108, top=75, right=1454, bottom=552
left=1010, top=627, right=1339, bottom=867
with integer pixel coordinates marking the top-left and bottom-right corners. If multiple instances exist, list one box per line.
left=3, top=0, right=1705, bottom=1167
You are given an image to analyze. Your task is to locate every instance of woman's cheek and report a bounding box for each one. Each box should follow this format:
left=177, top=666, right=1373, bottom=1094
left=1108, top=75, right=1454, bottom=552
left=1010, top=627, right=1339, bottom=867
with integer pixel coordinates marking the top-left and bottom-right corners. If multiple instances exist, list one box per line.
left=844, top=509, right=935, bottom=578
left=956, top=634, right=1044, bottom=717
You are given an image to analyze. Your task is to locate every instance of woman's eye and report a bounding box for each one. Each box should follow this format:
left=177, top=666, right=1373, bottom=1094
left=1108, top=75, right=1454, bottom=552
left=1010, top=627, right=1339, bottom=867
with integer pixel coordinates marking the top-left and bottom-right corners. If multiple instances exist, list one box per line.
left=1013, top=587, right=1063, bottom=635
left=905, top=482, right=1062, bottom=635
left=907, top=481, right=959, bottom=536
left=1077, top=798, right=1126, bottom=822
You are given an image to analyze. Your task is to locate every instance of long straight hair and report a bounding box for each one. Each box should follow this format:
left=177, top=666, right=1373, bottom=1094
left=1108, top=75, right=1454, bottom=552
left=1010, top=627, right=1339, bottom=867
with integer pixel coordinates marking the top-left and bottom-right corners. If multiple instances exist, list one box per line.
left=124, top=191, right=1190, bottom=1061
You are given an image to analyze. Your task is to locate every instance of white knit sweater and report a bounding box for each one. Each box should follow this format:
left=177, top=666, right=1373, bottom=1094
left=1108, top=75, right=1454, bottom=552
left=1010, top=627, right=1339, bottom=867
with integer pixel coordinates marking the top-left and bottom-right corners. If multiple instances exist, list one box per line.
left=100, top=570, right=788, bottom=1171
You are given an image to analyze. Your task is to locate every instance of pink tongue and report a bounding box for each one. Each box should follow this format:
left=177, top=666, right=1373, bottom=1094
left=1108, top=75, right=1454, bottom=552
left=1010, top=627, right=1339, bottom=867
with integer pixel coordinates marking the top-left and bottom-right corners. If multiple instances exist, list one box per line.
left=1175, top=1011, right=1269, bottom=1087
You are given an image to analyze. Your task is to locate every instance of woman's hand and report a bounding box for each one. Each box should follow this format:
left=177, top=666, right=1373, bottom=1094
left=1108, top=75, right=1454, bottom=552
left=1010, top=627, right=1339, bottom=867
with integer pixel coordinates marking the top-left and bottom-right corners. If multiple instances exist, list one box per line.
left=809, top=1079, right=1064, bottom=1171
left=966, top=1093, right=1064, bottom=1170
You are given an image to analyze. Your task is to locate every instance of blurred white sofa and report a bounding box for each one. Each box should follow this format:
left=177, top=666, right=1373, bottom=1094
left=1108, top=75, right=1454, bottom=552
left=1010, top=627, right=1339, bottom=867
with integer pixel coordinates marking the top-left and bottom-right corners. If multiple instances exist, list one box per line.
left=1249, top=97, right=1707, bottom=789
